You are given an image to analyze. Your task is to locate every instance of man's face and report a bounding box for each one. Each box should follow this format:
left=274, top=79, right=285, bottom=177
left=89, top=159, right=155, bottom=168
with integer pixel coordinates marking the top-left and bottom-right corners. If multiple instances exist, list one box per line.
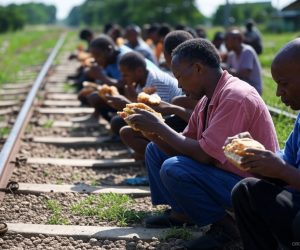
left=119, top=65, right=138, bottom=85
left=271, top=61, right=300, bottom=110
left=91, top=47, right=110, bottom=67
left=171, top=56, right=203, bottom=99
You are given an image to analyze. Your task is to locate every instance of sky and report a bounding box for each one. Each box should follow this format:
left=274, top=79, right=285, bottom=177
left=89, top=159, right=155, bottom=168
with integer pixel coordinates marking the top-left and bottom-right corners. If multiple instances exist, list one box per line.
left=0, top=0, right=295, bottom=20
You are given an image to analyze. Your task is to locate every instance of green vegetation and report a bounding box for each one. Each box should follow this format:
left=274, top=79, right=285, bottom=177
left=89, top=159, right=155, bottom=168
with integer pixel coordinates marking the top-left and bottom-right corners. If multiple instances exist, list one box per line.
left=0, top=28, right=61, bottom=84
left=163, top=227, right=193, bottom=240
left=0, top=127, right=10, bottom=137
left=272, top=115, right=294, bottom=148
left=42, top=119, right=54, bottom=129
left=67, top=0, right=204, bottom=27
left=0, top=3, right=56, bottom=34
left=213, top=2, right=275, bottom=26
left=71, top=193, right=147, bottom=226
left=46, top=199, right=69, bottom=225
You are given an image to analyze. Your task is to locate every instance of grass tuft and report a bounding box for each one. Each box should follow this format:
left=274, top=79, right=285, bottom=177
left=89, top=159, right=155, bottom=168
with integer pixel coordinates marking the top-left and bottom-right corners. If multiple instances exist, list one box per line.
left=71, top=193, right=147, bottom=226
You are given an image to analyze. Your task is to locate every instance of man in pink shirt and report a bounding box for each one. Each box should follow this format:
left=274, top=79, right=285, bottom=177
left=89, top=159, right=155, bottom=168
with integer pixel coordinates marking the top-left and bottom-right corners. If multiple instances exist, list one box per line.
left=125, top=38, right=278, bottom=249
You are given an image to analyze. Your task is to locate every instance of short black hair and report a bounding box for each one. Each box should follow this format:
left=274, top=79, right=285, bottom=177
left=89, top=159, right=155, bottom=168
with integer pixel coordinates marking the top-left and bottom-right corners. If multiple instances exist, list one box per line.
left=119, top=51, right=146, bottom=71
left=172, top=38, right=220, bottom=68
left=158, top=24, right=172, bottom=38
left=79, top=29, right=93, bottom=40
left=90, top=34, right=116, bottom=51
left=164, top=30, right=194, bottom=55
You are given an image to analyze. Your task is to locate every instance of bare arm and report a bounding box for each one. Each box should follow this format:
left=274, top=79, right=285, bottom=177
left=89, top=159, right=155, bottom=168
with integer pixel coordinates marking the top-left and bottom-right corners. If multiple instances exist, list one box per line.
left=127, top=109, right=215, bottom=165
left=153, top=101, right=192, bottom=122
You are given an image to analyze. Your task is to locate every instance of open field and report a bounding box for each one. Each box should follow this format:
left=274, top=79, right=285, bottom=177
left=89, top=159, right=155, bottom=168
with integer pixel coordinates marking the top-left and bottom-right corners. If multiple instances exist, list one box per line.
left=0, top=26, right=63, bottom=84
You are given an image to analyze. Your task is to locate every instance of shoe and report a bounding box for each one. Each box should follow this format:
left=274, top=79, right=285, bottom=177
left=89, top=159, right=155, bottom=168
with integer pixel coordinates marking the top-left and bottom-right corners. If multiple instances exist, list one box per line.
left=144, top=210, right=195, bottom=228
left=124, top=176, right=149, bottom=186
left=183, top=219, right=240, bottom=250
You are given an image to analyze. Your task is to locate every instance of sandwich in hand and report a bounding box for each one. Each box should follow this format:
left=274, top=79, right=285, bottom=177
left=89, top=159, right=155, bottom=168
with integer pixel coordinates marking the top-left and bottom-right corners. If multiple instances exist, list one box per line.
left=117, top=102, right=164, bottom=131
left=224, top=138, right=265, bottom=171
left=137, top=92, right=161, bottom=105
left=98, top=84, right=119, bottom=99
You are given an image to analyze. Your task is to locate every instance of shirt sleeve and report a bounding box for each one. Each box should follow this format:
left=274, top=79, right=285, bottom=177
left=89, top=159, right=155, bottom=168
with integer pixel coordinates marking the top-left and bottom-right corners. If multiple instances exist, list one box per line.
left=281, top=115, right=300, bottom=166
left=239, top=49, right=254, bottom=71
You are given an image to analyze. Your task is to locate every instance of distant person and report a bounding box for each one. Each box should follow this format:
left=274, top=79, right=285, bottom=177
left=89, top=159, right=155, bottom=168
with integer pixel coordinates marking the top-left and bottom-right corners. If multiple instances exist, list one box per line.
left=243, top=19, right=263, bottom=55
left=195, top=25, right=207, bottom=38
left=231, top=38, right=300, bottom=250
left=79, top=29, right=94, bottom=49
left=224, top=28, right=263, bottom=95
left=125, top=25, right=157, bottom=64
left=212, top=31, right=227, bottom=62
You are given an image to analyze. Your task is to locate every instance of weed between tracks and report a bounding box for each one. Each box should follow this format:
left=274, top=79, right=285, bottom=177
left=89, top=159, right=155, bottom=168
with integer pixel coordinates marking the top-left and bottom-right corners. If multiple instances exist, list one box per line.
left=45, top=193, right=148, bottom=227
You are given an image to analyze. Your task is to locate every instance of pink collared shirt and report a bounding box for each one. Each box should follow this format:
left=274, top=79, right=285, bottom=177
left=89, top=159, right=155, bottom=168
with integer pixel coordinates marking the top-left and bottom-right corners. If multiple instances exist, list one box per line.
left=183, top=70, right=279, bottom=178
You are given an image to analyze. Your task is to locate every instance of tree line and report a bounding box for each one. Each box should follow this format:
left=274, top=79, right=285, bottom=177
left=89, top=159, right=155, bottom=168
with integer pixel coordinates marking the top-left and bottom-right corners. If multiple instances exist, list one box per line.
left=67, top=0, right=204, bottom=27
left=66, top=0, right=277, bottom=29
left=0, top=3, right=56, bottom=34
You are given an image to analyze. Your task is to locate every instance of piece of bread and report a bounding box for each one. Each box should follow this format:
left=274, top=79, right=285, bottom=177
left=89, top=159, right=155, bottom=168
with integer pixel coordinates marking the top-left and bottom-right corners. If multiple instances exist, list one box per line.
left=137, top=92, right=161, bottom=105
left=224, top=138, right=265, bottom=171
left=117, top=102, right=164, bottom=131
left=98, top=84, right=119, bottom=99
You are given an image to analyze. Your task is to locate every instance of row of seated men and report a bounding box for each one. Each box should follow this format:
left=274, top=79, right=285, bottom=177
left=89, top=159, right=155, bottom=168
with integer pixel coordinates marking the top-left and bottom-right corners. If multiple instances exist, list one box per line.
left=68, top=24, right=300, bottom=250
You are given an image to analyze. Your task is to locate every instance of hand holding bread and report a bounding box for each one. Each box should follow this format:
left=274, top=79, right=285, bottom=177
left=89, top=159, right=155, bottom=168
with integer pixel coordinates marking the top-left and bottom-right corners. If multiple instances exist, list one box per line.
left=117, top=103, right=164, bottom=132
left=224, top=137, right=265, bottom=171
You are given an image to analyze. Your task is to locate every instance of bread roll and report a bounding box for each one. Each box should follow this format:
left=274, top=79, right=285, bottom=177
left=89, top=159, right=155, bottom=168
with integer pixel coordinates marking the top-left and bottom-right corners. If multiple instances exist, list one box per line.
left=224, top=138, right=265, bottom=171
left=117, top=102, right=163, bottom=131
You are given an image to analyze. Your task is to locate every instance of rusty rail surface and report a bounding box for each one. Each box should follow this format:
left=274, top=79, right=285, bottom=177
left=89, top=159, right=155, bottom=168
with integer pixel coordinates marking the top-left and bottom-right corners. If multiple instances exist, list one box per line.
left=0, top=34, right=66, bottom=196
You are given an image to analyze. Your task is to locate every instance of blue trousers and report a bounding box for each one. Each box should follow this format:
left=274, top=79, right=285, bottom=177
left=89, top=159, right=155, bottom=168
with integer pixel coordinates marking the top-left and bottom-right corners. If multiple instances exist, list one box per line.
left=145, top=142, right=243, bottom=226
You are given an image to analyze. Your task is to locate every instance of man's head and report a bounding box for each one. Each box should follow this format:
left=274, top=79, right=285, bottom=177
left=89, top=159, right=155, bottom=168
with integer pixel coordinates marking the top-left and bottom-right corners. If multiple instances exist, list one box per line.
left=79, top=29, right=93, bottom=43
left=163, top=30, right=194, bottom=67
left=125, top=25, right=141, bottom=46
left=90, top=35, right=118, bottom=67
left=171, top=38, right=221, bottom=99
left=245, top=19, right=254, bottom=31
left=271, top=38, right=300, bottom=110
left=119, top=51, right=147, bottom=85
left=225, top=28, right=243, bottom=52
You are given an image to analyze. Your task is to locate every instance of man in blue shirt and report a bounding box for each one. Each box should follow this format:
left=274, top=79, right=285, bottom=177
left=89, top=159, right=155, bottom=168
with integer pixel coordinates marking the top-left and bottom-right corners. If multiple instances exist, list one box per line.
left=230, top=38, right=300, bottom=250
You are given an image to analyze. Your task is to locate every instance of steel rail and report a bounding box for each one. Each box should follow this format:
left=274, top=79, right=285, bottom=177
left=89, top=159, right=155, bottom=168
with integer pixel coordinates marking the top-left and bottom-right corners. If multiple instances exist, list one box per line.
left=0, top=33, right=66, bottom=194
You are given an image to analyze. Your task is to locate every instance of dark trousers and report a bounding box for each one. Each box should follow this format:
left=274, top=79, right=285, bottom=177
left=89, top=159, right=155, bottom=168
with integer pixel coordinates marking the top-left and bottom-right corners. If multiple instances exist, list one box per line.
left=231, top=177, right=300, bottom=250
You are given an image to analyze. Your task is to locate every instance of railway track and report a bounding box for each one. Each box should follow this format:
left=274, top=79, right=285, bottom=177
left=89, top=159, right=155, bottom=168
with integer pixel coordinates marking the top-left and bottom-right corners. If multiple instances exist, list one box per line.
left=0, top=34, right=296, bottom=250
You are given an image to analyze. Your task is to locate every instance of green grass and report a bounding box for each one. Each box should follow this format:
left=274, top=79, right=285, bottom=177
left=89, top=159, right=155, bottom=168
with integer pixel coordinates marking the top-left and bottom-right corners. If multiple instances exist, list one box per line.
left=41, top=119, right=54, bottom=129
left=162, top=227, right=193, bottom=241
left=70, top=193, right=147, bottom=226
left=0, top=27, right=62, bottom=85
left=46, top=199, right=69, bottom=225
left=0, top=127, right=10, bottom=137
left=272, top=115, right=294, bottom=148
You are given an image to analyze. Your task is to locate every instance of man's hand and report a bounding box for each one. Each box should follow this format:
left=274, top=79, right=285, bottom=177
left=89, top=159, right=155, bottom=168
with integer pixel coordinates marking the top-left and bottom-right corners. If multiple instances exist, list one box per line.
left=125, top=108, right=165, bottom=134
left=151, top=100, right=174, bottom=115
left=106, top=95, right=131, bottom=111
left=86, top=65, right=104, bottom=80
left=224, top=131, right=252, bottom=146
left=124, top=83, right=137, bottom=102
left=241, top=149, right=286, bottom=179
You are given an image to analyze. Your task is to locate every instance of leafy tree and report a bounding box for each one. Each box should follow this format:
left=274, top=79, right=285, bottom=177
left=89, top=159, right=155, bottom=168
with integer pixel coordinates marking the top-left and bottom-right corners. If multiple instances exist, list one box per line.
left=212, top=2, right=276, bottom=26
left=66, top=0, right=204, bottom=27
